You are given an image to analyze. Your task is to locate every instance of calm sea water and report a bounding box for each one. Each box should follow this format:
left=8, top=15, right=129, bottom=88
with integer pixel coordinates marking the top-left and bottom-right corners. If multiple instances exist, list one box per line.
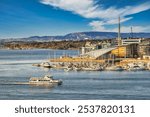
left=0, top=49, right=150, bottom=100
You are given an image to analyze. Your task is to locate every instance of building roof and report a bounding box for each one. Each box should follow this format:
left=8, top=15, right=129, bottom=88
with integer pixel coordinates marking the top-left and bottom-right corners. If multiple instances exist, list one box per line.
left=81, top=47, right=117, bottom=58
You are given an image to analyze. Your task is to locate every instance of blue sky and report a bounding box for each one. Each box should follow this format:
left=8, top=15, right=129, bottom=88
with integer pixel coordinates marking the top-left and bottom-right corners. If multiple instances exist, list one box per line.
left=0, top=0, right=150, bottom=38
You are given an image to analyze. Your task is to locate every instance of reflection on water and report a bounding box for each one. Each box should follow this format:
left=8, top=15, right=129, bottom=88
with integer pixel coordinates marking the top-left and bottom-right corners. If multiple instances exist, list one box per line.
left=0, top=49, right=150, bottom=100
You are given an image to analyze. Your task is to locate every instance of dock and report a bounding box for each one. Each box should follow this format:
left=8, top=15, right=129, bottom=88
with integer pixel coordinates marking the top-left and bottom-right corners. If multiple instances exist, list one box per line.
left=50, top=56, right=105, bottom=63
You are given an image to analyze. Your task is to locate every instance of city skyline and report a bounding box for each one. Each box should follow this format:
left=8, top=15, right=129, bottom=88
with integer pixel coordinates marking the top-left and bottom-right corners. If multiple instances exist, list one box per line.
left=0, top=0, right=150, bottom=38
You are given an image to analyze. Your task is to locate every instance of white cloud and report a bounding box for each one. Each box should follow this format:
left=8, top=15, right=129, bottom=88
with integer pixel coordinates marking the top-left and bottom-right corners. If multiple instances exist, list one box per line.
left=40, top=0, right=150, bottom=19
left=89, top=21, right=105, bottom=31
left=40, top=0, right=98, bottom=18
left=40, top=0, right=150, bottom=32
left=89, top=21, right=150, bottom=33
left=106, top=17, right=133, bottom=25
left=118, top=26, right=150, bottom=33
left=122, top=2, right=150, bottom=16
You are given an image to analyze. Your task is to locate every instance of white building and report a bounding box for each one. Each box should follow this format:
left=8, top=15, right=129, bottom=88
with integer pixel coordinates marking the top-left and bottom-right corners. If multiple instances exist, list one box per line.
left=122, top=38, right=142, bottom=45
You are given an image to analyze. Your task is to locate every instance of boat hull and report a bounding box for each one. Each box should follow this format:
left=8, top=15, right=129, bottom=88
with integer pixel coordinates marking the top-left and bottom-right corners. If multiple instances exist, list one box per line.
left=29, top=80, right=62, bottom=85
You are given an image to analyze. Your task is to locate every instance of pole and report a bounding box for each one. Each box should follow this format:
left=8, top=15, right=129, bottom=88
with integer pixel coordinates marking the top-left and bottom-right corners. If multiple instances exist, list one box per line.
left=118, top=16, right=121, bottom=46
left=131, top=27, right=133, bottom=39
left=118, top=16, right=121, bottom=58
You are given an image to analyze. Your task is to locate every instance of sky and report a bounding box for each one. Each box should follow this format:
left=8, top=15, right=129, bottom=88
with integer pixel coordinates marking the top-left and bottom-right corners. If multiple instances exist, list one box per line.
left=0, top=0, right=150, bottom=38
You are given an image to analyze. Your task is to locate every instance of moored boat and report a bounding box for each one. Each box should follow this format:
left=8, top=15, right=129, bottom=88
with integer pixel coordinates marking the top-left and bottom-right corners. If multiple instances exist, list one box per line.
left=128, top=65, right=145, bottom=71
left=81, top=67, right=102, bottom=71
left=40, top=62, right=52, bottom=68
left=105, top=66, right=124, bottom=71
left=32, top=62, right=53, bottom=68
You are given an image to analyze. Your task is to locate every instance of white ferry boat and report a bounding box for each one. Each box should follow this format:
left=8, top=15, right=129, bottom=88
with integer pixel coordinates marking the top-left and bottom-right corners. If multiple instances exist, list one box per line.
left=29, top=75, right=62, bottom=85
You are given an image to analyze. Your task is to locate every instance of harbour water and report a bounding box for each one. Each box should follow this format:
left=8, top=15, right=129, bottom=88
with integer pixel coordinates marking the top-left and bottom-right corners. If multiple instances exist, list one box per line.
left=0, top=49, right=150, bottom=100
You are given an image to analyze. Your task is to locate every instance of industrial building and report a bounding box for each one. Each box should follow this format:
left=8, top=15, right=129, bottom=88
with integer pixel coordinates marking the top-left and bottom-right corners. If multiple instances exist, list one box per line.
left=80, top=17, right=150, bottom=60
left=54, top=17, right=150, bottom=64
left=122, top=38, right=142, bottom=45
left=138, top=39, right=150, bottom=58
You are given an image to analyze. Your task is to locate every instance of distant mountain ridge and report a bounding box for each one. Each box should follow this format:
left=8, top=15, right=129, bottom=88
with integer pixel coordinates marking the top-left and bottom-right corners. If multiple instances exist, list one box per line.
left=1, top=31, right=150, bottom=42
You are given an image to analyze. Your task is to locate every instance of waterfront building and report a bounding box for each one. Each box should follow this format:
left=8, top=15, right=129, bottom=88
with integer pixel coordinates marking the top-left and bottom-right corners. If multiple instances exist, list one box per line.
left=122, top=38, right=142, bottom=45
left=80, top=41, right=97, bottom=55
left=80, top=40, right=112, bottom=55
left=111, top=43, right=139, bottom=58
left=138, top=39, right=150, bottom=58
left=80, top=16, right=149, bottom=60
left=111, top=46, right=126, bottom=58
left=143, top=55, right=150, bottom=60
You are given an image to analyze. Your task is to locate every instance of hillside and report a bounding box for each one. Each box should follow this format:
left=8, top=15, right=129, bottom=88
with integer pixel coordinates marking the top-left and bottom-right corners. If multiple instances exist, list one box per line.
left=1, top=31, right=150, bottom=42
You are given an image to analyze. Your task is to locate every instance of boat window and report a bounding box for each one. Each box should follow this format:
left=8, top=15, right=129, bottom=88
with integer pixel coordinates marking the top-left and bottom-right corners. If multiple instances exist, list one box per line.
left=30, top=80, right=37, bottom=81
left=39, top=80, right=50, bottom=81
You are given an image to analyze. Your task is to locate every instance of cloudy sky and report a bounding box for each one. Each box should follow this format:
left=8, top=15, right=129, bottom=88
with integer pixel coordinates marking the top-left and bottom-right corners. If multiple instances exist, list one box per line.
left=0, top=0, right=150, bottom=38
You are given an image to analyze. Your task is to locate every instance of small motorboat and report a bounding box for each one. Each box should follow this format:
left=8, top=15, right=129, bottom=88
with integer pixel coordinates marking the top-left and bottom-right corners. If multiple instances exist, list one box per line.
left=128, top=65, right=145, bottom=71
left=105, top=66, right=124, bottom=71
left=40, top=62, right=52, bottom=68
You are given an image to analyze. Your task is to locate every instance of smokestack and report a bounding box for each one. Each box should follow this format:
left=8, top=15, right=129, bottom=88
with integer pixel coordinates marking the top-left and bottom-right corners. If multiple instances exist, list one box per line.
left=131, top=26, right=133, bottom=38
left=118, top=16, right=122, bottom=46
